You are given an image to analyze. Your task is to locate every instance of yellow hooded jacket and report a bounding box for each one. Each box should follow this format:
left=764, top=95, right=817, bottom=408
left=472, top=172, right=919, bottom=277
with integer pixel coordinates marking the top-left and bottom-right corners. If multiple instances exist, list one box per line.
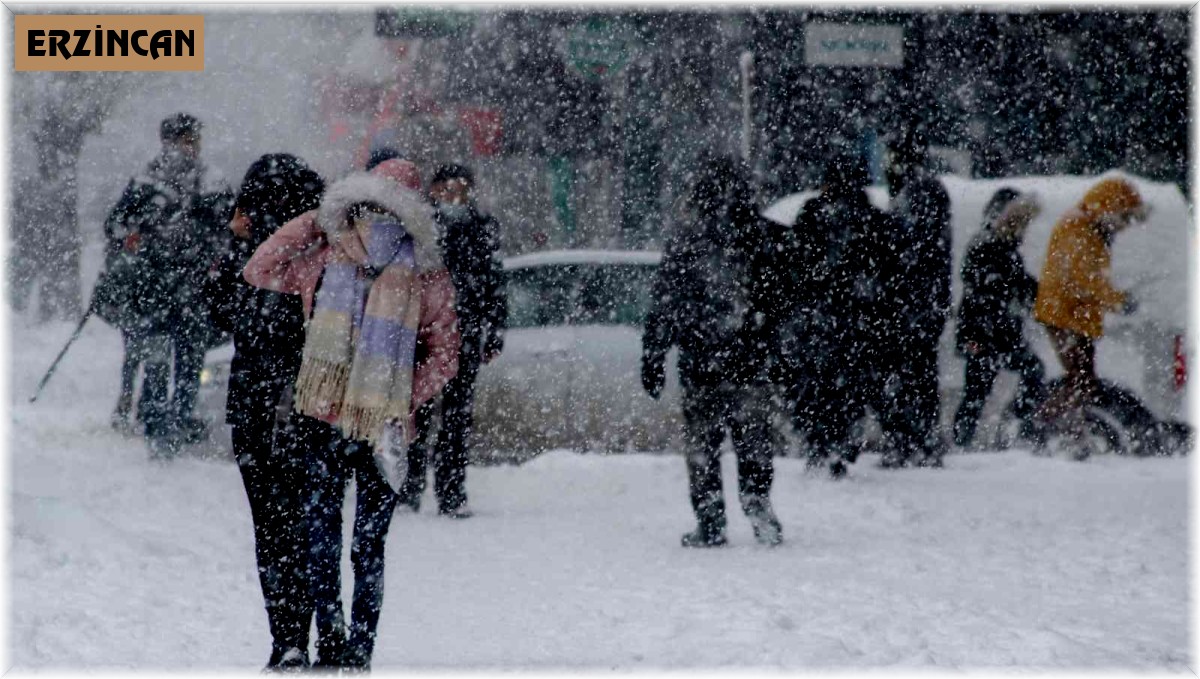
left=1032, top=178, right=1142, bottom=339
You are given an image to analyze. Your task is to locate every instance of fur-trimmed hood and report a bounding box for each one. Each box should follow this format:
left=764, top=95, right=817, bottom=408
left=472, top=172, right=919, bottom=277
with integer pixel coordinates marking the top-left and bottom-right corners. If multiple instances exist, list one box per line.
left=317, top=172, right=444, bottom=271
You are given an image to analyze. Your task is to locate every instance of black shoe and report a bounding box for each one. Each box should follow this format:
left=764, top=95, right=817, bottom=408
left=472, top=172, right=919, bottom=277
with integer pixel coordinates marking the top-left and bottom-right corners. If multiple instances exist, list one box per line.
left=147, top=432, right=180, bottom=460
left=172, top=416, right=210, bottom=445
left=742, top=496, right=783, bottom=546
left=264, top=646, right=309, bottom=673
left=438, top=503, right=473, bottom=519
left=828, top=460, right=848, bottom=480
left=879, top=451, right=909, bottom=469
left=396, top=486, right=421, bottom=514
left=681, top=526, right=727, bottom=548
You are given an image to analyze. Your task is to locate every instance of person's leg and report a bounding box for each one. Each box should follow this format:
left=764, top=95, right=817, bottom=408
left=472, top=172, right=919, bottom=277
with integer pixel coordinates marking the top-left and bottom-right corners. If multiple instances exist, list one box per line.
left=233, top=416, right=311, bottom=665
left=1003, top=343, right=1048, bottom=441
left=140, top=333, right=174, bottom=446
left=344, top=442, right=401, bottom=668
left=399, top=399, right=436, bottom=511
left=171, top=333, right=206, bottom=433
left=911, top=339, right=946, bottom=463
left=1039, top=327, right=1097, bottom=428
left=295, top=414, right=351, bottom=664
left=433, top=357, right=480, bottom=515
left=114, top=331, right=140, bottom=425
left=729, top=385, right=782, bottom=545
left=953, top=354, right=1000, bottom=448
left=681, top=386, right=729, bottom=546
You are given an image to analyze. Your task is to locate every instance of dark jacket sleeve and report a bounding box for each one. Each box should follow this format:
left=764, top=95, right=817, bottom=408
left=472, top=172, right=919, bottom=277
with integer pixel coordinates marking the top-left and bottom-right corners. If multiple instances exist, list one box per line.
left=205, top=248, right=249, bottom=337
left=642, top=235, right=687, bottom=369
left=483, top=216, right=508, bottom=342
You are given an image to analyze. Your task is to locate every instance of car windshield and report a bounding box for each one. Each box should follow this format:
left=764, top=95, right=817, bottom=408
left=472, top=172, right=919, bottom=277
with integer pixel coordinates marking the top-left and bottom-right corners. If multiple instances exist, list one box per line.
left=506, top=263, right=656, bottom=328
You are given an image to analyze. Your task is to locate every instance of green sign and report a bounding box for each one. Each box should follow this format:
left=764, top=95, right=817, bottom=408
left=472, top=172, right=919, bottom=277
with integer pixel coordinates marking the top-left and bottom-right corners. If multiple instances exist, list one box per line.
left=566, top=17, right=634, bottom=81
left=375, top=8, right=473, bottom=39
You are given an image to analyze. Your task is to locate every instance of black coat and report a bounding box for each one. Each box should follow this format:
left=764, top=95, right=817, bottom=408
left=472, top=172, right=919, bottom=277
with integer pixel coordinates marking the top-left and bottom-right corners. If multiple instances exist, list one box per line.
left=778, top=188, right=910, bottom=370
left=206, top=239, right=306, bottom=427
left=891, top=174, right=953, bottom=343
left=955, top=232, right=1039, bottom=356
left=100, top=153, right=234, bottom=340
left=642, top=211, right=782, bottom=390
left=435, top=206, right=507, bottom=367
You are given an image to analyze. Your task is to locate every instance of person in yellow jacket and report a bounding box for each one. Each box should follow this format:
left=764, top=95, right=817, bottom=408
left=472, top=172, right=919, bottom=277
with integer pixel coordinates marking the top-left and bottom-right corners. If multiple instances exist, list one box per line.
left=1033, top=177, right=1148, bottom=452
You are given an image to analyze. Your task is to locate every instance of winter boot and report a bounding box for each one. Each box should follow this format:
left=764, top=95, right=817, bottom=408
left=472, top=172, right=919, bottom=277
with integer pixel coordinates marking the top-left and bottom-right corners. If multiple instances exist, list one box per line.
left=264, top=646, right=309, bottom=673
left=438, top=502, right=473, bottom=519
left=828, top=459, right=848, bottom=480
left=741, top=495, right=783, bottom=547
left=681, top=500, right=728, bottom=548
left=172, top=415, right=210, bottom=445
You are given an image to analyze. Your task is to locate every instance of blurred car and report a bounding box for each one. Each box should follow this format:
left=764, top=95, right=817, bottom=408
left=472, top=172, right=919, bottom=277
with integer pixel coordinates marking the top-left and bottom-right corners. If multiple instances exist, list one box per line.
left=471, top=249, right=681, bottom=462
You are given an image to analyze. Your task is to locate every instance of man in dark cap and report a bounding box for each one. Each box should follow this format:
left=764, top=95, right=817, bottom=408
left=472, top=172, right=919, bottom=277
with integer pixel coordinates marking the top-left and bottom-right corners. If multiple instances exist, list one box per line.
left=399, top=163, right=507, bottom=518
left=102, top=112, right=233, bottom=456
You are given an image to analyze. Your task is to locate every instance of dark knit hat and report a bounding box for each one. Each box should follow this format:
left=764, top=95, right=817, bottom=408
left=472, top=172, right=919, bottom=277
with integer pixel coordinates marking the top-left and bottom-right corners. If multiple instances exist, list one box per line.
left=822, top=153, right=871, bottom=190
left=236, top=153, right=324, bottom=245
left=430, top=163, right=475, bottom=187
left=366, top=146, right=405, bottom=172
left=982, top=187, right=1021, bottom=230
left=160, top=113, right=201, bottom=142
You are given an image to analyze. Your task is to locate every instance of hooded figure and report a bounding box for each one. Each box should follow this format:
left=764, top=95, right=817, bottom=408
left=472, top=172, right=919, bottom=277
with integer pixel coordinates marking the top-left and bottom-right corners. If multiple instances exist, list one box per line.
left=1032, top=177, right=1145, bottom=457
left=243, top=159, right=459, bottom=670
left=204, top=153, right=324, bottom=671
left=641, top=155, right=784, bottom=549
left=951, top=187, right=1047, bottom=449
left=778, top=152, right=917, bottom=478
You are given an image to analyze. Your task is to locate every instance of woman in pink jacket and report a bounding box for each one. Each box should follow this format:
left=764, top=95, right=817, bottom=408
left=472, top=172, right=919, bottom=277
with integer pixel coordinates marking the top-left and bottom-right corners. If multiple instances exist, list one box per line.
left=243, top=159, right=458, bottom=670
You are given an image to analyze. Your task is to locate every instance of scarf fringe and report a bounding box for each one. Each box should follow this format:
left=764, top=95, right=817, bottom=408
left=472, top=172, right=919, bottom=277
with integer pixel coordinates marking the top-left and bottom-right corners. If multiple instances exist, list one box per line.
left=339, top=403, right=409, bottom=448
left=294, top=359, right=351, bottom=421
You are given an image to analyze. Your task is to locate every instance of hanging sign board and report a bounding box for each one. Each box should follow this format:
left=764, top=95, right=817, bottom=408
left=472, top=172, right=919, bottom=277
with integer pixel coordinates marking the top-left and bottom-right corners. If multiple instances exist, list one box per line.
left=804, top=23, right=905, bottom=68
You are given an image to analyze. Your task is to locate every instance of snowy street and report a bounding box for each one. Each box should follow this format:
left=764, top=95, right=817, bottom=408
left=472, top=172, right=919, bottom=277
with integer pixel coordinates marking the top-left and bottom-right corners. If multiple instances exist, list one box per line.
left=9, top=317, right=1189, bottom=671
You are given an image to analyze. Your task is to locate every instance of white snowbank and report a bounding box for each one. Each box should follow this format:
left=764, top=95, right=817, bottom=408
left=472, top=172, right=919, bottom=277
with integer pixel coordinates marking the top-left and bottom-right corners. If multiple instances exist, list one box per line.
left=9, top=315, right=1189, bottom=671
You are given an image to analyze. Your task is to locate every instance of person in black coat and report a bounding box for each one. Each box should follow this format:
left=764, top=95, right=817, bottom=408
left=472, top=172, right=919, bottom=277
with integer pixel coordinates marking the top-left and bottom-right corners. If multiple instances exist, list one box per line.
left=641, top=155, right=783, bottom=548
left=399, top=163, right=507, bottom=518
left=205, top=153, right=324, bottom=671
left=778, top=153, right=920, bottom=478
left=951, top=188, right=1047, bottom=448
left=885, top=134, right=954, bottom=467
left=105, top=113, right=235, bottom=455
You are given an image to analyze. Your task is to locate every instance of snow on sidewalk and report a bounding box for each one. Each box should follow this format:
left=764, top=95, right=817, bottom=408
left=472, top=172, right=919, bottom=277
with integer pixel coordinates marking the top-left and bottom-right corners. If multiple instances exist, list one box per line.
left=9, top=318, right=1190, bottom=671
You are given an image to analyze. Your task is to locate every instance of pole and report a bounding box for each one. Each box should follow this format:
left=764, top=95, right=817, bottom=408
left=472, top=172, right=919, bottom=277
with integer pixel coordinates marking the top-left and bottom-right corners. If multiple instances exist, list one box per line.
left=29, top=306, right=94, bottom=403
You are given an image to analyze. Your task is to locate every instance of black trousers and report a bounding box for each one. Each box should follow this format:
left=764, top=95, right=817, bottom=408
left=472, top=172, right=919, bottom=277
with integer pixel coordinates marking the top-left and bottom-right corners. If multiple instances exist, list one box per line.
left=681, top=384, right=776, bottom=531
left=119, top=331, right=172, bottom=436
left=953, top=343, right=1046, bottom=447
left=171, top=334, right=206, bottom=421
left=232, top=413, right=310, bottom=655
left=894, top=340, right=944, bottom=458
left=403, top=355, right=479, bottom=512
left=294, top=413, right=399, bottom=665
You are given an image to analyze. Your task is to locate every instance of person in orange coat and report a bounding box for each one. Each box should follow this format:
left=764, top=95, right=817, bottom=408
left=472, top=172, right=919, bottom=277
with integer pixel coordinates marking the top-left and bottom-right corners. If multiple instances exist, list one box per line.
left=1032, top=177, right=1148, bottom=451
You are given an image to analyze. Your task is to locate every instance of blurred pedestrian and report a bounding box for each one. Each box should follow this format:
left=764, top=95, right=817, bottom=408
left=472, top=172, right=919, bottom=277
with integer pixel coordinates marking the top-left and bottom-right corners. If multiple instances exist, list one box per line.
left=205, top=153, right=324, bottom=670
left=641, top=155, right=783, bottom=548
left=399, top=163, right=507, bottom=518
left=244, top=159, right=459, bottom=670
left=884, top=131, right=953, bottom=467
left=99, top=113, right=234, bottom=456
left=1032, top=177, right=1146, bottom=459
left=951, top=188, right=1047, bottom=449
left=779, top=153, right=916, bottom=478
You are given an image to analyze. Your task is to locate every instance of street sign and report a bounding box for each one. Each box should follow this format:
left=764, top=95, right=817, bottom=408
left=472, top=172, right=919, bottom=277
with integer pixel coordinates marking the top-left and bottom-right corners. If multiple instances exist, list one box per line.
left=375, top=8, right=473, bottom=39
left=565, top=17, right=635, bottom=81
left=804, top=23, right=905, bottom=68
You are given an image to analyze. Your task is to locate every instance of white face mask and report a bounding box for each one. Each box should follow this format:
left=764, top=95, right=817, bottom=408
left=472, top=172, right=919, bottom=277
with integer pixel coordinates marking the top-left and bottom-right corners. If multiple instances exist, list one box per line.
left=437, top=202, right=471, bottom=220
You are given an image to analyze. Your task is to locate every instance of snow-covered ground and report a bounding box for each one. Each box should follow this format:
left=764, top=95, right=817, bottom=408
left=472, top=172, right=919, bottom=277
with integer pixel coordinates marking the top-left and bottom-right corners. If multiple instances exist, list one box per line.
left=9, top=315, right=1190, bottom=671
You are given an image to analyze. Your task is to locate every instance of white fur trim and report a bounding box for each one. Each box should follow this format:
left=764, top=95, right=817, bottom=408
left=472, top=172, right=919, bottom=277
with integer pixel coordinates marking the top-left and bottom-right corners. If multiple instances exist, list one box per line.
left=317, top=172, right=444, bottom=271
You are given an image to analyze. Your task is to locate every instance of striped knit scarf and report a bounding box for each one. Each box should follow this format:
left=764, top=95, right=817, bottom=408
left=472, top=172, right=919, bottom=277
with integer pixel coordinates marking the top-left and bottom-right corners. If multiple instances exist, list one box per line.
left=294, top=214, right=422, bottom=447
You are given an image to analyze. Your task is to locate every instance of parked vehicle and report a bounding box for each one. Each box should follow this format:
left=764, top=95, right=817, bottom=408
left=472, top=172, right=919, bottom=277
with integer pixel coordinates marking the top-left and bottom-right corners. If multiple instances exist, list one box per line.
left=471, top=250, right=680, bottom=462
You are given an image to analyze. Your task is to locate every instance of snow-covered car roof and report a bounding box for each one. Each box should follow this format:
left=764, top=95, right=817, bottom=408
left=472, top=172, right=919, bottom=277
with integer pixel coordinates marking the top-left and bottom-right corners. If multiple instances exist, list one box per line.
left=503, top=249, right=662, bottom=271
left=763, top=172, right=1193, bottom=331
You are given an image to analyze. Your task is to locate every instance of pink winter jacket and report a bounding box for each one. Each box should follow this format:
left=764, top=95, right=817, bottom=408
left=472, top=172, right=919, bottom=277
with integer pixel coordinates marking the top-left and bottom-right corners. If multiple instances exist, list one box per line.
left=243, top=170, right=460, bottom=410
